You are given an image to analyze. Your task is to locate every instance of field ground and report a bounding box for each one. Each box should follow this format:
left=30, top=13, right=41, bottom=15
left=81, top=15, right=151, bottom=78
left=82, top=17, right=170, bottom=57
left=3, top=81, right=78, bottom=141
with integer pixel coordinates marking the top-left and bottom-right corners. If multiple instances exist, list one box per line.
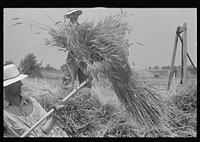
left=41, top=70, right=64, bottom=80
left=21, top=70, right=197, bottom=137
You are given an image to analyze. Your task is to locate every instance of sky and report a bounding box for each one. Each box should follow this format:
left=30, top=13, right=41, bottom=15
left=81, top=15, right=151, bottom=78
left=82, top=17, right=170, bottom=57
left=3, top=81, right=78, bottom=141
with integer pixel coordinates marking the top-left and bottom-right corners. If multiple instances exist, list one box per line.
left=4, top=8, right=197, bottom=70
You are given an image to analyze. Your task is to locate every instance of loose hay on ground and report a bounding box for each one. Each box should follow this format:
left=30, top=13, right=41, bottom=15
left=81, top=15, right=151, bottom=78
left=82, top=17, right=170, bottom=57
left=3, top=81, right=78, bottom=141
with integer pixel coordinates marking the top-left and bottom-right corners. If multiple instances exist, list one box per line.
left=20, top=77, right=191, bottom=137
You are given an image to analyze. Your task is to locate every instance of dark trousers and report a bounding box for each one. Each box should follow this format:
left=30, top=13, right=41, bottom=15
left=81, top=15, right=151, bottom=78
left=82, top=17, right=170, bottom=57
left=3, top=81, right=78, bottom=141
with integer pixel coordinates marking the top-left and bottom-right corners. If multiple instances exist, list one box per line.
left=78, top=68, right=92, bottom=88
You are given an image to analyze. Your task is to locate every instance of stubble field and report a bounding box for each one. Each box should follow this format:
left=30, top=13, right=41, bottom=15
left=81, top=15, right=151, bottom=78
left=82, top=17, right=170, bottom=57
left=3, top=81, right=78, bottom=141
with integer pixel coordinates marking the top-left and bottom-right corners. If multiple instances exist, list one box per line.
left=21, top=70, right=197, bottom=137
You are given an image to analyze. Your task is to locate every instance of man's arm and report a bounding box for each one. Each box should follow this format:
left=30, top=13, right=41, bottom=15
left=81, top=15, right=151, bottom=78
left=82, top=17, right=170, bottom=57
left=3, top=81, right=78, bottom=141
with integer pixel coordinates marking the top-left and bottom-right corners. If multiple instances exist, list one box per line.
left=41, top=115, right=57, bottom=134
left=35, top=100, right=64, bottom=135
left=4, top=121, right=19, bottom=137
left=29, top=96, right=54, bottom=135
left=31, top=97, right=64, bottom=135
left=42, top=104, right=65, bottom=134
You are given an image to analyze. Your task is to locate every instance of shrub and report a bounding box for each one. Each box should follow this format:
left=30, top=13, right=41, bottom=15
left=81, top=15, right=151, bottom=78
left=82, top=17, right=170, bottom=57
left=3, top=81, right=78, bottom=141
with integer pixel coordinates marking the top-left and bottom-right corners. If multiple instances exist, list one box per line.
left=19, top=53, right=42, bottom=78
left=4, top=60, right=14, bottom=65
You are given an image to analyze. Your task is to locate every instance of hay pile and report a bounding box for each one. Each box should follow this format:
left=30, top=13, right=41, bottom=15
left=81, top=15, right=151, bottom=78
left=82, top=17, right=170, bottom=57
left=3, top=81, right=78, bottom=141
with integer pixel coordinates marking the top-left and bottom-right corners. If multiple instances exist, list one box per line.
left=21, top=76, right=196, bottom=137
left=146, top=78, right=197, bottom=137
left=14, top=13, right=167, bottom=131
left=165, top=84, right=197, bottom=137
left=21, top=78, right=174, bottom=137
left=173, top=83, right=197, bottom=113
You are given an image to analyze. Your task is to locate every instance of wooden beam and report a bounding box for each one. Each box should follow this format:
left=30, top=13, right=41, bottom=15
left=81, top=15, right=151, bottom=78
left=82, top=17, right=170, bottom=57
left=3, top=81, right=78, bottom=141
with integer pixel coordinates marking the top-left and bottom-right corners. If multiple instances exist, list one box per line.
left=182, top=23, right=187, bottom=87
left=167, top=26, right=180, bottom=90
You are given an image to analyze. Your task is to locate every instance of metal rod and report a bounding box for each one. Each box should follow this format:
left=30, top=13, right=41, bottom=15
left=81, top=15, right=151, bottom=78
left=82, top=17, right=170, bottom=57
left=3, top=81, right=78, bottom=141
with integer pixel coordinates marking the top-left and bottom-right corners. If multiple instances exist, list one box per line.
left=21, top=78, right=90, bottom=137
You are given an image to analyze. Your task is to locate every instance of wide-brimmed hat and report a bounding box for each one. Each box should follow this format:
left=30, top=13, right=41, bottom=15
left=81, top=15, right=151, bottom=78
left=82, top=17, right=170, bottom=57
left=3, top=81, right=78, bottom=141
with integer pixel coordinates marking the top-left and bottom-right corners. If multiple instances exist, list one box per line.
left=65, top=9, right=83, bottom=19
left=4, top=64, right=28, bottom=87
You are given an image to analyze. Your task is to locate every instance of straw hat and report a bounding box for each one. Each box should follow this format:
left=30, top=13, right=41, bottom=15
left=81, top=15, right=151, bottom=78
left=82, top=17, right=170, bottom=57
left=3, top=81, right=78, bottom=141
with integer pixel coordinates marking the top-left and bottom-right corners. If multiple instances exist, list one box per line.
left=4, top=64, right=28, bottom=87
left=64, top=9, right=83, bottom=19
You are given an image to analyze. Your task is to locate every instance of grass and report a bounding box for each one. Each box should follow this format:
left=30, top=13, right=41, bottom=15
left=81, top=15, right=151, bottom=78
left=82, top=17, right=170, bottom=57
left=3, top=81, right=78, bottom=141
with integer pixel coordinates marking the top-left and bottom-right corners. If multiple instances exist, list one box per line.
left=20, top=71, right=197, bottom=137
left=41, top=70, right=64, bottom=80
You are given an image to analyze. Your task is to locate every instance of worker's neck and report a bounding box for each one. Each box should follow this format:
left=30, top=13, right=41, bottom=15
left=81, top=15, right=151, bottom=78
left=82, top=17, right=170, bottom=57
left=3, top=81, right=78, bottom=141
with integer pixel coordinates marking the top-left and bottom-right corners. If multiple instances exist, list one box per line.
left=5, top=93, right=22, bottom=107
left=70, top=19, right=78, bottom=24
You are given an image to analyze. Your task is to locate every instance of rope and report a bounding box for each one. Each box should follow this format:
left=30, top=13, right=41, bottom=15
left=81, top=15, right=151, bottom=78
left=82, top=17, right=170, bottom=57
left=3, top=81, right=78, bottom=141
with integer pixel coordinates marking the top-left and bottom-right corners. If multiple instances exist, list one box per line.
left=40, top=44, right=50, bottom=66
left=177, top=29, right=197, bottom=72
left=187, top=53, right=197, bottom=72
left=40, top=9, right=56, bottom=25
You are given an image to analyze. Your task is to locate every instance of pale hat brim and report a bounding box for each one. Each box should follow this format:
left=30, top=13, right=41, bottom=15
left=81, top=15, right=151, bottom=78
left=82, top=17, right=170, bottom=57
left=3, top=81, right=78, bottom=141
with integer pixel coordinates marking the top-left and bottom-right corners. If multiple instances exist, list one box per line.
left=4, top=74, right=28, bottom=87
left=65, top=9, right=83, bottom=19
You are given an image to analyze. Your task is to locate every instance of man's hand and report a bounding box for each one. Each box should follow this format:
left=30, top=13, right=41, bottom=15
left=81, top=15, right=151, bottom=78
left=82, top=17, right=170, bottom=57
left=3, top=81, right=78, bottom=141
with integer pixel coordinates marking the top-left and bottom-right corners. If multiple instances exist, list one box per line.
left=50, top=100, right=65, bottom=115
left=54, top=104, right=65, bottom=115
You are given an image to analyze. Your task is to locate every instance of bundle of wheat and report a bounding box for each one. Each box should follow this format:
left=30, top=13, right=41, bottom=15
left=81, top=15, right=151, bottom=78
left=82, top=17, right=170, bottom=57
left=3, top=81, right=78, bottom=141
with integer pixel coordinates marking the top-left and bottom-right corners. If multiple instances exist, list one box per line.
left=14, top=13, right=165, bottom=130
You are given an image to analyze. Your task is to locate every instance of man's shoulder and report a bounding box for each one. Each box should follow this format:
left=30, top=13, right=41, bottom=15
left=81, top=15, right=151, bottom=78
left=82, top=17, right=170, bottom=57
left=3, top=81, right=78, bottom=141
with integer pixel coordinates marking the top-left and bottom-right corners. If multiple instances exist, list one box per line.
left=23, top=95, right=38, bottom=105
left=22, top=95, right=33, bottom=101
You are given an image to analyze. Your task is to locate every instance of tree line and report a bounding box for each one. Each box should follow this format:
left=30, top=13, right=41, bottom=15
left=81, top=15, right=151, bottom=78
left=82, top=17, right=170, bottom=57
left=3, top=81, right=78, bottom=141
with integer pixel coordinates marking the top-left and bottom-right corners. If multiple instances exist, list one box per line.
left=148, top=65, right=180, bottom=70
left=4, top=53, right=65, bottom=78
left=5, top=53, right=197, bottom=78
left=148, top=65, right=196, bottom=75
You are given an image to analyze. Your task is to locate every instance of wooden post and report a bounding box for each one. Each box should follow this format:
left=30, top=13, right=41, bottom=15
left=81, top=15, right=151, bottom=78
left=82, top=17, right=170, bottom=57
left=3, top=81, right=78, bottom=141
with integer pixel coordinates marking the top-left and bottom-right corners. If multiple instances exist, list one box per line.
left=167, top=26, right=180, bottom=90
left=167, top=23, right=188, bottom=90
left=182, top=23, right=187, bottom=87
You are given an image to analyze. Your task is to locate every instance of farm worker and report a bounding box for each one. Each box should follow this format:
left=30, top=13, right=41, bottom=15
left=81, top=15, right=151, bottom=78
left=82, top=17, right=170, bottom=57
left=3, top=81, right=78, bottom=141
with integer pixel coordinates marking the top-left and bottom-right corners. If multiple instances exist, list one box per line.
left=3, top=64, right=65, bottom=137
left=62, top=9, right=92, bottom=89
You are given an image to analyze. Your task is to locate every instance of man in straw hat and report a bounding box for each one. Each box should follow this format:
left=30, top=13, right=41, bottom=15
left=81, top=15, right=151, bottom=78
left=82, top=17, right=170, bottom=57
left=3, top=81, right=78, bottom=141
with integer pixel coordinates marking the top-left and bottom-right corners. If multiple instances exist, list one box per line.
left=62, top=9, right=92, bottom=89
left=3, top=64, right=65, bottom=137
left=64, top=9, right=82, bottom=25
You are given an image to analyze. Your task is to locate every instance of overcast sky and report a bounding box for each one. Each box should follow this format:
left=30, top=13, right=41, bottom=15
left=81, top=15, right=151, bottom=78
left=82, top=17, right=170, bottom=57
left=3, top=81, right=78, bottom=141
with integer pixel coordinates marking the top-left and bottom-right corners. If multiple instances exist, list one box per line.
left=4, top=8, right=197, bottom=70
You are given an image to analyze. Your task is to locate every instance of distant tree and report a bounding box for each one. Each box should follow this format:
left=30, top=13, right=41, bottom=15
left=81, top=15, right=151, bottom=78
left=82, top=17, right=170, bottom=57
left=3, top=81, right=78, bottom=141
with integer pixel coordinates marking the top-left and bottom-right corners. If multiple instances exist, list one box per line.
left=153, top=65, right=159, bottom=69
left=18, top=53, right=42, bottom=78
left=4, top=60, right=14, bottom=65
left=46, top=64, right=50, bottom=68
left=45, top=64, right=50, bottom=70
left=132, top=61, right=135, bottom=66
left=148, top=66, right=152, bottom=70
left=161, top=65, right=170, bottom=69
left=40, top=66, right=46, bottom=70
left=45, top=64, right=57, bottom=71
